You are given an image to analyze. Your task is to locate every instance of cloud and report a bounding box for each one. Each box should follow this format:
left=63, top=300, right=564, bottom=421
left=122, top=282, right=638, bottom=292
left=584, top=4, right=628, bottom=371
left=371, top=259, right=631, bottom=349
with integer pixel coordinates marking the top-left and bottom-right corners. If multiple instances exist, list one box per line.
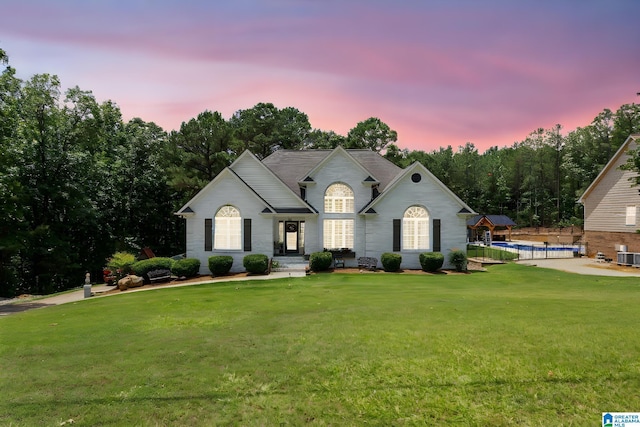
left=1, top=0, right=639, bottom=151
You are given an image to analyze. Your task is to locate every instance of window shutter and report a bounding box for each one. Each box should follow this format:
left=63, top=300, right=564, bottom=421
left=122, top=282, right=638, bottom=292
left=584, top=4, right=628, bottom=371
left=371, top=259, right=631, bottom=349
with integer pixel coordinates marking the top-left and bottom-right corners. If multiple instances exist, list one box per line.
left=243, top=218, right=252, bottom=252
left=433, top=219, right=441, bottom=252
left=393, top=219, right=401, bottom=252
left=205, top=219, right=212, bottom=251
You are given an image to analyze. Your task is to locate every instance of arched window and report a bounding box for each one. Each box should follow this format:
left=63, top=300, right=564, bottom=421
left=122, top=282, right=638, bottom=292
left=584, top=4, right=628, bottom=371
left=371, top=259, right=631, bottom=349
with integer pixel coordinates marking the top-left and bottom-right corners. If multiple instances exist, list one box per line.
left=403, top=206, right=429, bottom=250
left=214, top=205, right=241, bottom=250
left=324, top=183, right=354, bottom=213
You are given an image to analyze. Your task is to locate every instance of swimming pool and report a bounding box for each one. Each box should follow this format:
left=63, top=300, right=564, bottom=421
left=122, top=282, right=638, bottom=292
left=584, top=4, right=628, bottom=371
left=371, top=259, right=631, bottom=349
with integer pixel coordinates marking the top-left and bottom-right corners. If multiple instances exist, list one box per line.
left=491, top=241, right=583, bottom=259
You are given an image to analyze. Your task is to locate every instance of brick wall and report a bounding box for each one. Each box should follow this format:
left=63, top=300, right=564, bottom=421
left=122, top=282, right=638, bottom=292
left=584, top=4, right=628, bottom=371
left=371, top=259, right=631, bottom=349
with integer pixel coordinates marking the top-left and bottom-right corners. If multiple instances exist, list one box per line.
left=584, top=230, right=640, bottom=259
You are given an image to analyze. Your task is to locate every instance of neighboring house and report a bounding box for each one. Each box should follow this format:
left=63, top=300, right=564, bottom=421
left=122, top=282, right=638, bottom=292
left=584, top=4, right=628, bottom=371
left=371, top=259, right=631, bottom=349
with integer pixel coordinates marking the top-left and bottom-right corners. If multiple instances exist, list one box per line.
left=176, top=146, right=476, bottom=272
left=578, top=134, right=640, bottom=258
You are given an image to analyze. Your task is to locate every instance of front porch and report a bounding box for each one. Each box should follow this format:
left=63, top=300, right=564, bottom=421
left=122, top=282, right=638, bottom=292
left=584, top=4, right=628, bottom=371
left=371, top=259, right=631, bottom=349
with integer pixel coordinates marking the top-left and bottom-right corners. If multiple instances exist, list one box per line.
left=273, top=219, right=307, bottom=256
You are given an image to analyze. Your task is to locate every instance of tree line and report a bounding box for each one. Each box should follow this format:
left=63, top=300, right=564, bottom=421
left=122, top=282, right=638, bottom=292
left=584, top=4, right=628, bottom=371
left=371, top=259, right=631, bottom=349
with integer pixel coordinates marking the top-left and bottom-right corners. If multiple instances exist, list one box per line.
left=1, top=47, right=639, bottom=296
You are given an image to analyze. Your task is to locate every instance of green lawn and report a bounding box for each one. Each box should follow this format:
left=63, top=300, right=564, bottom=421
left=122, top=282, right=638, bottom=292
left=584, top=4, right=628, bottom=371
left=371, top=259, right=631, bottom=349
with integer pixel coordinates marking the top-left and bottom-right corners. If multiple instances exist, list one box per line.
left=1, top=264, right=639, bottom=426
left=467, top=244, right=520, bottom=261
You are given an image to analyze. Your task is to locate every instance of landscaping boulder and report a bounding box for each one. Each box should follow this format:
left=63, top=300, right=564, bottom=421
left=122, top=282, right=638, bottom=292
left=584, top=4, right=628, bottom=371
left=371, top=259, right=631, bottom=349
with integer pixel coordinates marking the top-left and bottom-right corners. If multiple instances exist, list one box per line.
left=117, top=275, right=144, bottom=291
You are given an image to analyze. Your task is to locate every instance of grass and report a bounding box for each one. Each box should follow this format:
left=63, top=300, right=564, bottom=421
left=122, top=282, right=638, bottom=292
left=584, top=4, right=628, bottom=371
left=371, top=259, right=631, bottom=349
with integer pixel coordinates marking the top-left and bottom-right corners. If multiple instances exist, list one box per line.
left=468, top=244, right=520, bottom=261
left=1, top=263, right=639, bottom=425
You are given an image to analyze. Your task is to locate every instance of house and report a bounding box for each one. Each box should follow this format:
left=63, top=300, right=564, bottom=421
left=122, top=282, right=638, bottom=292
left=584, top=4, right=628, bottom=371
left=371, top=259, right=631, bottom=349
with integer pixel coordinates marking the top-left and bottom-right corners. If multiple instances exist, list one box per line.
left=176, top=146, right=476, bottom=272
left=578, top=134, right=640, bottom=258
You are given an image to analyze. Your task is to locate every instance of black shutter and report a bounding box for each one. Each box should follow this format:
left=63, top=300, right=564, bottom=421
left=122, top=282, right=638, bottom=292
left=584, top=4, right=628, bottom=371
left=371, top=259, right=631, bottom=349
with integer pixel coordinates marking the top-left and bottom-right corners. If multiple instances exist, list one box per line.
left=205, top=219, right=212, bottom=251
left=244, top=218, right=252, bottom=252
left=393, top=219, right=401, bottom=252
left=433, top=219, right=441, bottom=252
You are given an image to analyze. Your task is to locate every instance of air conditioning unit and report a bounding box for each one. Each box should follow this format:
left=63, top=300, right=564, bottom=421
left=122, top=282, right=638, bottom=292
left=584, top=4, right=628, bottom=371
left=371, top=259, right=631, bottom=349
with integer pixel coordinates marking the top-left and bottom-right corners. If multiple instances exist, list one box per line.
left=616, top=244, right=628, bottom=252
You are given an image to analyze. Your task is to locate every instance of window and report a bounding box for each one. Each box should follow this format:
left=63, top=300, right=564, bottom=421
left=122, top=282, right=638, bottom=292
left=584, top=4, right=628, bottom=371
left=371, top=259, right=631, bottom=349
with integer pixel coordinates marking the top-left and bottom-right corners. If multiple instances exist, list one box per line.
left=323, top=219, right=354, bottom=249
left=626, top=206, right=636, bottom=226
left=403, top=206, right=429, bottom=250
left=214, top=205, right=241, bottom=250
left=324, top=183, right=354, bottom=213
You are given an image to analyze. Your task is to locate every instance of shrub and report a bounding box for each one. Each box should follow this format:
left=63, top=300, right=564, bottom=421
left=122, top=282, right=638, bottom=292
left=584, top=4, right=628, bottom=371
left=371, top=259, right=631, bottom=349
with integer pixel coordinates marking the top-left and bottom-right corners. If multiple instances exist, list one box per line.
left=171, top=258, right=201, bottom=278
left=107, top=252, right=136, bottom=280
left=243, top=254, right=269, bottom=274
left=309, top=251, right=333, bottom=271
left=131, top=257, right=175, bottom=280
left=208, top=256, right=233, bottom=276
left=380, top=253, right=402, bottom=272
left=448, top=250, right=468, bottom=272
left=419, top=252, right=444, bottom=272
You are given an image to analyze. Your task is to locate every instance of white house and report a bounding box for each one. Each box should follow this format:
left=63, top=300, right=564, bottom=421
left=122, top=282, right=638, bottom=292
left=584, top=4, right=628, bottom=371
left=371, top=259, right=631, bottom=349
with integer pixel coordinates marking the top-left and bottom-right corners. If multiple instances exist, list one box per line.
left=176, top=146, right=476, bottom=272
left=578, top=134, right=640, bottom=258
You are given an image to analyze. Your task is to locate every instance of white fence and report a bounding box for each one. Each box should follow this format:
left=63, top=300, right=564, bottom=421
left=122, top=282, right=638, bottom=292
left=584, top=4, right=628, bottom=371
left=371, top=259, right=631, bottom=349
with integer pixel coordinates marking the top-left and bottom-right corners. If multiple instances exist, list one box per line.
left=490, top=242, right=584, bottom=260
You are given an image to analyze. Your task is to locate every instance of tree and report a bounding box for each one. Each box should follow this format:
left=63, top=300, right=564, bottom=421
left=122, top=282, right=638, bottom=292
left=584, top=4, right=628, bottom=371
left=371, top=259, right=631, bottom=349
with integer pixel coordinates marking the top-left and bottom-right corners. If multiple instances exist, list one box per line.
left=12, top=75, right=107, bottom=294
left=612, top=103, right=640, bottom=147
left=107, top=118, right=181, bottom=255
left=0, top=50, right=24, bottom=295
left=303, top=129, right=346, bottom=149
left=230, top=103, right=310, bottom=159
left=346, top=117, right=397, bottom=153
left=167, top=110, right=233, bottom=198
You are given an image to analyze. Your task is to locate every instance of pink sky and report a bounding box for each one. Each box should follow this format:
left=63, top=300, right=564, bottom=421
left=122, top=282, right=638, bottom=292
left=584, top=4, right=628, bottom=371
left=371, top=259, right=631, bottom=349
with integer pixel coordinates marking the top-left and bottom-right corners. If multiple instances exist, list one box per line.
left=1, top=0, right=638, bottom=152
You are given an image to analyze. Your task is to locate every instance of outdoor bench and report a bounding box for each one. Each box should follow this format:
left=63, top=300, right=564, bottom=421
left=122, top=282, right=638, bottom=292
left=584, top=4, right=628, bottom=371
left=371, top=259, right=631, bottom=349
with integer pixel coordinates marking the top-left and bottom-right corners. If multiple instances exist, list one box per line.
left=147, top=269, right=172, bottom=283
left=357, top=257, right=378, bottom=270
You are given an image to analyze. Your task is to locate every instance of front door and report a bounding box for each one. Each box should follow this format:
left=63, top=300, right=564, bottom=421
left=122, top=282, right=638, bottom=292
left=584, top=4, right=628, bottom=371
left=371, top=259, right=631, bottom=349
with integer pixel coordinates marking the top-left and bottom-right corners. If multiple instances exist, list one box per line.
left=285, top=221, right=298, bottom=253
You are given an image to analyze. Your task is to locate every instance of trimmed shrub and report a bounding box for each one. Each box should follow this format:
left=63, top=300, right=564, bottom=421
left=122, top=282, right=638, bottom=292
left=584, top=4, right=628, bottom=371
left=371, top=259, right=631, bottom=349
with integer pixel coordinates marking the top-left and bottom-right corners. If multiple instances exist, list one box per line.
left=309, top=251, right=333, bottom=272
left=380, top=252, right=402, bottom=272
left=419, top=252, right=444, bottom=272
left=208, top=256, right=233, bottom=276
left=449, top=250, right=467, bottom=272
left=243, top=254, right=269, bottom=274
left=131, top=257, right=175, bottom=280
left=171, top=258, right=201, bottom=278
left=107, top=252, right=136, bottom=280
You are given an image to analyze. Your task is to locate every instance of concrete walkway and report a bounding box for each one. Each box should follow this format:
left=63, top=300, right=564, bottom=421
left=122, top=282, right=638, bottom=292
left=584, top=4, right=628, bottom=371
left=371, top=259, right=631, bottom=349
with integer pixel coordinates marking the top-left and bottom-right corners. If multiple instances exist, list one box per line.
left=0, top=271, right=307, bottom=316
left=2, top=258, right=638, bottom=316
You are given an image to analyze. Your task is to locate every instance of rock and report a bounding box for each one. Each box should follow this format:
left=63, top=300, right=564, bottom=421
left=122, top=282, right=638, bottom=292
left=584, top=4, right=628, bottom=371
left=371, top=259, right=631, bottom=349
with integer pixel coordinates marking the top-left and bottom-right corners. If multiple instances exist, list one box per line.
left=117, top=275, right=144, bottom=291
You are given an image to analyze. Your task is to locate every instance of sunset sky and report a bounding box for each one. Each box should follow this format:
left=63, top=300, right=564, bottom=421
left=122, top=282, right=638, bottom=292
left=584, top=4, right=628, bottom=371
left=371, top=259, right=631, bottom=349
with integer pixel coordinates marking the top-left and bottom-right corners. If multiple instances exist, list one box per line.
left=1, top=0, right=639, bottom=152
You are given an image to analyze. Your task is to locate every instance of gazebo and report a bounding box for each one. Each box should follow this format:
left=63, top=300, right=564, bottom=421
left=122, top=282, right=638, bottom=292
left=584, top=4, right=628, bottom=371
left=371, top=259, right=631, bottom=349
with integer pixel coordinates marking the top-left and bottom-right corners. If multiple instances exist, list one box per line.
left=467, top=215, right=516, bottom=242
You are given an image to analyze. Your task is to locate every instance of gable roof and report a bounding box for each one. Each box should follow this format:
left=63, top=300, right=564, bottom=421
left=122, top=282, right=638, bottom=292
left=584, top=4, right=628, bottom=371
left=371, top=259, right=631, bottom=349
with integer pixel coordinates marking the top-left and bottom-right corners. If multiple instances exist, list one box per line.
left=467, top=214, right=516, bottom=227
left=230, top=150, right=316, bottom=212
left=578, top=134, right=640, bottom=204
left=175, top=167, right=276, bottom=215
left=360, top=161, right=476, bottom=215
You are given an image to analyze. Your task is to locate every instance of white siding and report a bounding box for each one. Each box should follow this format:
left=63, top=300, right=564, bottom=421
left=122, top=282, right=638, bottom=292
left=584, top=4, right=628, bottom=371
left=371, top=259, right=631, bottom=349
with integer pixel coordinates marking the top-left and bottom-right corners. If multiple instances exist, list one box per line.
left=584, top=140, right=640, bottom=233
left=364, top=170, right=468, bottom=269
left=185, top=172, right=272, bottom=273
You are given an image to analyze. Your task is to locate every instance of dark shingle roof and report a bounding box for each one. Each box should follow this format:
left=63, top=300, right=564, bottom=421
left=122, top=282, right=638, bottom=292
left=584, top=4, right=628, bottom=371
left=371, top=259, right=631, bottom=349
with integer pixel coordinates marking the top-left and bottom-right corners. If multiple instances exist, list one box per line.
left=261, top=149, right=401, bottom=193
left=467, top=214, right=516, bottom=227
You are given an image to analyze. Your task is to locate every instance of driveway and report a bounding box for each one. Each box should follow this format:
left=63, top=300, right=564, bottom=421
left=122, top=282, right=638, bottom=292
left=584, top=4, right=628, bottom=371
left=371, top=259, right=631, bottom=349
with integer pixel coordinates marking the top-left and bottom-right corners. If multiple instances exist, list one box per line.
left=516, top=257, right=640, bottom=277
